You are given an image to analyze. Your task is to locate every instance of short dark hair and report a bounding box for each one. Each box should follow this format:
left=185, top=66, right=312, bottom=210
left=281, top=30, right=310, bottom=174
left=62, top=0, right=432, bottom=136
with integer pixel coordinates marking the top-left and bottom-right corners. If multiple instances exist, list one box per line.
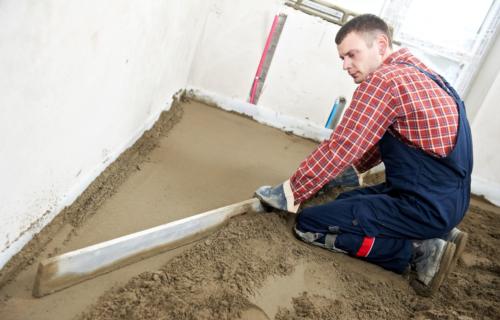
left=335, top=14, right=393, bottom=48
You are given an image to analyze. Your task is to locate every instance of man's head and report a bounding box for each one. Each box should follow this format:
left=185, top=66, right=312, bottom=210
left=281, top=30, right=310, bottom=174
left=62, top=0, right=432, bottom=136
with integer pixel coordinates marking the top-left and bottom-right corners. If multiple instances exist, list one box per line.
left=335, top=14, right=393, bottom=83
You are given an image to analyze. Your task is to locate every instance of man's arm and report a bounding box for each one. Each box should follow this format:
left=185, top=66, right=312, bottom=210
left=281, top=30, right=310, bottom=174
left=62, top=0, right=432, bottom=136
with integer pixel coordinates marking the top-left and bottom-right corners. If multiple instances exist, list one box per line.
left=353, top=144, right=382, bottom=174
left=290, top=74, right=399, bottom=204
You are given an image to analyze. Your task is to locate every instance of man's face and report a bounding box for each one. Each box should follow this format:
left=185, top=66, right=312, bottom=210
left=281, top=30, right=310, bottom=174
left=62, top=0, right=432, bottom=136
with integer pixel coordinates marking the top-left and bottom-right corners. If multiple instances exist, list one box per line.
left=337, top=32, right=384, bottom=84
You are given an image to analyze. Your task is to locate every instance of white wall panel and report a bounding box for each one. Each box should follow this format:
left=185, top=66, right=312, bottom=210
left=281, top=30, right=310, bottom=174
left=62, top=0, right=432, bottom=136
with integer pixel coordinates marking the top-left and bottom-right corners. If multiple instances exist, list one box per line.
left=470, top=72, right=500, bottom=205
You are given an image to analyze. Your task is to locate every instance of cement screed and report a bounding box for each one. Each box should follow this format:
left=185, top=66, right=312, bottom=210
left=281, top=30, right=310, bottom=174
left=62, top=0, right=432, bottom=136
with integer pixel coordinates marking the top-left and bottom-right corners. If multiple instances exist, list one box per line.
left=0, top=101, right=498, bottom=320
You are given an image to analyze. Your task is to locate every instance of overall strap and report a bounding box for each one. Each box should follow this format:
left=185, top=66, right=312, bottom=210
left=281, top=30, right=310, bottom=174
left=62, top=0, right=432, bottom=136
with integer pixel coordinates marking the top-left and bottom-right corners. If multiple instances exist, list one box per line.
left=395, top=62, right=472, bottom=177
left=396, top=62, right=461, bottom=103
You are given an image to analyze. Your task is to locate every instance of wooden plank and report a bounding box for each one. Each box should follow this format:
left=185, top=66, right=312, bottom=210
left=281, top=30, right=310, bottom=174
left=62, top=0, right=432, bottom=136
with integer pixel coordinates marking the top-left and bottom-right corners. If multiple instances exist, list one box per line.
left=33, top=198, right=263, bottom=297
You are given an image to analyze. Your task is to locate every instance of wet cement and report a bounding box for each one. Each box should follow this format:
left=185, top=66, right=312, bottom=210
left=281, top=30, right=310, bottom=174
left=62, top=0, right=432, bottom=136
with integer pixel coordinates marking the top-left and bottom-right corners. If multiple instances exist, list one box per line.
left=0, top=100, right=316, bottom=319
left=1, top=100, right=499, bottom=320
left=77, top=188, right=500, bottom=320
left=77, top=192, right=500, bottom=320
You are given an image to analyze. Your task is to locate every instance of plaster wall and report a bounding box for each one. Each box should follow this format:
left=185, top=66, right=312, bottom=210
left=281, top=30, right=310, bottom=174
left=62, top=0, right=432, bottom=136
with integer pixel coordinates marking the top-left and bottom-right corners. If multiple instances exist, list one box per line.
left=0, top=0, right=210, bottom=269
left=465, top=31, right=500, bottom=122
left=465, top=30, right=500, bottom=205
left=470, top=71, right=500, bottom=205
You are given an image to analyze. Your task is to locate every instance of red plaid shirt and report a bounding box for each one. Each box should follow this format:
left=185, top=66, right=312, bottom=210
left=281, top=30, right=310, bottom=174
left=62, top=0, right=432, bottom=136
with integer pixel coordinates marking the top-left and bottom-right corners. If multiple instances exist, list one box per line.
left=290, top=48, right=458, bottom=204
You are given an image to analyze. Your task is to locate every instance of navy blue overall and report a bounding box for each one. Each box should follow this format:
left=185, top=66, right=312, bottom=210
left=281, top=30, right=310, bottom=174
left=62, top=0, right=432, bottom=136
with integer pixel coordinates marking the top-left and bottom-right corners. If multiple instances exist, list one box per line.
left=295, top=64, right=473, bottom=273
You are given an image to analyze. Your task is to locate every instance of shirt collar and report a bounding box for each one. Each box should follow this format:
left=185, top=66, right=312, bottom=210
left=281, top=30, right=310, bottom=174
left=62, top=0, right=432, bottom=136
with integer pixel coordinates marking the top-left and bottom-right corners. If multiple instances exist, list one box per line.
left=383, top=48, right=412, bottom=65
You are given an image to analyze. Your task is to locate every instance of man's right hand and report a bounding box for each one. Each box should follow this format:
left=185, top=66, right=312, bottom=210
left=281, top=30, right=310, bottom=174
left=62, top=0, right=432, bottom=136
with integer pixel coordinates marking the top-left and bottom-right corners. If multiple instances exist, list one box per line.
left=321, top=166, right=360, bottom=191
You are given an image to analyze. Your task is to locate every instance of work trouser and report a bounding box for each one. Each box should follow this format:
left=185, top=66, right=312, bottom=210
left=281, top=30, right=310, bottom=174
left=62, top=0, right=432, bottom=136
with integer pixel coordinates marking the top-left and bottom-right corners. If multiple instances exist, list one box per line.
left=297, top=63, right=472, bottom=274
left=295, top=184, right=455, bottom=273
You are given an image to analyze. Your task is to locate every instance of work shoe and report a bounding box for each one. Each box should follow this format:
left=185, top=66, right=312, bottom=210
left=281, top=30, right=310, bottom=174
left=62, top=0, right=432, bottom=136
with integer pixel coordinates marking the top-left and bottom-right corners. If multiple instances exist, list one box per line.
left=293, top=226, right=347, bottom=253
left=412, top=238, right=456, bottom=296
left=445, top=227, right=468, bottom=268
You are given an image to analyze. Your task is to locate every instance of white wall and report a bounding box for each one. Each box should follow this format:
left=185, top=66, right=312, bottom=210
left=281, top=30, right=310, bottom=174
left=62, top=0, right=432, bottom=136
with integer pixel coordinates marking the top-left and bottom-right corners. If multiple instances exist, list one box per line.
left=467, top=30, right=500, bottom=205
left=465, top=31, right=500, bottom=122
left=470, top=72, right=500, bottom=205
left=0, top=0, right=210, bottom=269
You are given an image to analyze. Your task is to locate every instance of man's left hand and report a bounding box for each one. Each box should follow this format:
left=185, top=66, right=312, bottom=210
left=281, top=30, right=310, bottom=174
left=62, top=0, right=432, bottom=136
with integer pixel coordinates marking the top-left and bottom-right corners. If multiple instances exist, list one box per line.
left=254, top=180, right=299, bottom=213
left=323, top=166, right=360, bottom=189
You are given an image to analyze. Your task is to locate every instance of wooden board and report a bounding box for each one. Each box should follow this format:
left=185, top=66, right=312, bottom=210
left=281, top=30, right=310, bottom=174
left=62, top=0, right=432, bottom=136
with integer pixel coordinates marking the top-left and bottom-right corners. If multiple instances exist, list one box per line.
left=33, top=198, right=263, bottom=297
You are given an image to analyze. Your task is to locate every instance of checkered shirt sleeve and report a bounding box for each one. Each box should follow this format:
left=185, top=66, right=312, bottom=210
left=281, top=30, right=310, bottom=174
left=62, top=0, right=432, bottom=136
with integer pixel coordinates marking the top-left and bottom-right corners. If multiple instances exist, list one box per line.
left=290, top=74, right=399, bottom=204
left=288, top=49, right=459, bottom=205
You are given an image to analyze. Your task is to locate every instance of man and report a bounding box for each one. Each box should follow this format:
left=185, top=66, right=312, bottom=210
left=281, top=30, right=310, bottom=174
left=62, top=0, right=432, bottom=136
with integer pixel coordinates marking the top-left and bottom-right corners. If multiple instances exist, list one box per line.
left=255, top=14, right=472, bottom=296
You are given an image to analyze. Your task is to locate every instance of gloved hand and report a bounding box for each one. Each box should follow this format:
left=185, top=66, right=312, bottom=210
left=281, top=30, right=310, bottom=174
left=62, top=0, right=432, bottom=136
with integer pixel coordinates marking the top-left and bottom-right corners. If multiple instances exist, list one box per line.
left=255, top=180, right=299, bottom=213
left=320, top=166, right=360, bottom=192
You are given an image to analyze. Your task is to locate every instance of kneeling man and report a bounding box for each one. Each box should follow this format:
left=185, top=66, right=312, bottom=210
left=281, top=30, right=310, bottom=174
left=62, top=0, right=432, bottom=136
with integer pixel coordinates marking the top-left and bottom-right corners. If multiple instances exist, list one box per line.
left=256, top=14, right=472, bottom=295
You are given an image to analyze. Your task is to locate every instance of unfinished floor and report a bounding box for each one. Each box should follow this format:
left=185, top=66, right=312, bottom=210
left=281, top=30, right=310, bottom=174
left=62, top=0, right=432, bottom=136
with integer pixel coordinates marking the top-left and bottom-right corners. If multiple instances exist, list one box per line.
left=0, top=100, right=316, bottom=319
left=0, top=101, right=499, bottom=320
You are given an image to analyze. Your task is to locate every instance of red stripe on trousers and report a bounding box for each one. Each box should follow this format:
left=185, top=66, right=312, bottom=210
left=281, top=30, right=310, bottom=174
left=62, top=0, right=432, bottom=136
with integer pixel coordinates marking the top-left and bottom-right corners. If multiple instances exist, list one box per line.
left=356, top=236, right=375, bottom=257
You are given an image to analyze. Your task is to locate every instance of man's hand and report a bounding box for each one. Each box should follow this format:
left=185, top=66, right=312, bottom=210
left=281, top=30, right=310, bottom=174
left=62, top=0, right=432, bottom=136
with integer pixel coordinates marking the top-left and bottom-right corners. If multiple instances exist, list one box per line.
left=254, top=180, right=299, bottom=213
left=321, top=166, right=360, bottom=191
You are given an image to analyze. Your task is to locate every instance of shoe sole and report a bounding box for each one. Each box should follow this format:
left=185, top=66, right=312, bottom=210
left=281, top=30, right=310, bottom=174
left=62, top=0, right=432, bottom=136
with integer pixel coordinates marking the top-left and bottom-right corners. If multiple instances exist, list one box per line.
left=427, top=241, right=456, bottom=296
left=450, top=231, right=468, bottom=270
left=254, top=194, right=274, bottom=212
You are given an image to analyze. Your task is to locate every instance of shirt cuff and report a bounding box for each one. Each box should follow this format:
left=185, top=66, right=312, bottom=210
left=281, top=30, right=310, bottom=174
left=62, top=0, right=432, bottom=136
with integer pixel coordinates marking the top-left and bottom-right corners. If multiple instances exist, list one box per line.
left=283, top=179, right=300, bottom=213
left=351, top=165, right=363, bottom=186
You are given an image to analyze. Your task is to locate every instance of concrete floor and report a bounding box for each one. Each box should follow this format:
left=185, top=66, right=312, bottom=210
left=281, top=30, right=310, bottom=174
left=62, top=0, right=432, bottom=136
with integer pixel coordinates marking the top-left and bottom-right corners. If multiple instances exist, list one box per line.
left=0, top=101, right=316, bottom=320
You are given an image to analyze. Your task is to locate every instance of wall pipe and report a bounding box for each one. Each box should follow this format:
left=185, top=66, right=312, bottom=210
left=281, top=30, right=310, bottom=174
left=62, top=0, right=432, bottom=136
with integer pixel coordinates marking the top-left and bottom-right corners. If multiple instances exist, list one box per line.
left=325, top=96, right=346, bottom=129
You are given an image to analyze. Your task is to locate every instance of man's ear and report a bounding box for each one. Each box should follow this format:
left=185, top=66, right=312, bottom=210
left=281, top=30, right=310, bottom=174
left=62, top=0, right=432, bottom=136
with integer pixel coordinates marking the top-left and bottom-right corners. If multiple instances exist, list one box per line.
left=376, top=33, right=390, bottom=56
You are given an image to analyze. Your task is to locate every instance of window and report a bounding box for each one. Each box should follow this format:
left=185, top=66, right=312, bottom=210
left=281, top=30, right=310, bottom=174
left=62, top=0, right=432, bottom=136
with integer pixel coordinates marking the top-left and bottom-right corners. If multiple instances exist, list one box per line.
left=286, top=0, right=500, bottom=95
left=381, top=0, right=499, bottom=95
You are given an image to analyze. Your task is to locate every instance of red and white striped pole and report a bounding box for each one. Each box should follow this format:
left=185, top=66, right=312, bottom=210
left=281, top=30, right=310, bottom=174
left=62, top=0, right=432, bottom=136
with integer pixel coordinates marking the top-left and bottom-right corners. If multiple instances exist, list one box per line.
left=249, top=14, right=280, bottom=104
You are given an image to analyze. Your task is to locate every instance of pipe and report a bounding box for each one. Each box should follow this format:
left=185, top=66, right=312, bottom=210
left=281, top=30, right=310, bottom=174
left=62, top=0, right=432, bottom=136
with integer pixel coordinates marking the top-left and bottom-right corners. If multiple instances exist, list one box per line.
left=325, top=96, right=346, bottom=129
